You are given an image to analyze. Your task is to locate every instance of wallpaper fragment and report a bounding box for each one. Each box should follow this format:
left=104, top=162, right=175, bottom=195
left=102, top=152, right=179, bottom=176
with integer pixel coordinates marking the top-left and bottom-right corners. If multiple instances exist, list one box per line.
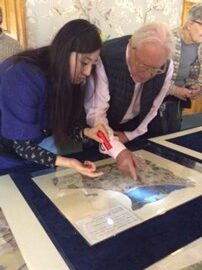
left=26, top=0, right=184, bottom=47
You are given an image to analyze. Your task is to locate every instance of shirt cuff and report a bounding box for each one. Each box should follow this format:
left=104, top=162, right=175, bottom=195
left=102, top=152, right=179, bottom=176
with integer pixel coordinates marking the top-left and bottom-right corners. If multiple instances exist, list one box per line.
left=99, top=139, right=126, bottom=159
left=124, top=131, right=134, bottom=141
left=124, top=128, right=144, bottom=141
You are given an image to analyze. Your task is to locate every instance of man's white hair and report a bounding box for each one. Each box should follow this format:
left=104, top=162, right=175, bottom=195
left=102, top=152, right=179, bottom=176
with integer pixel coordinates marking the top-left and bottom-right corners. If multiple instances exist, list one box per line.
left=130, top=22, right=174, bottom=58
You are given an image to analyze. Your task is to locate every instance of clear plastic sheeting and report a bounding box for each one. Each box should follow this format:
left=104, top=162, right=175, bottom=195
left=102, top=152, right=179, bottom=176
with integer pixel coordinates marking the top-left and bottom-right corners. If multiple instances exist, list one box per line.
left=33, top=150, right=202, bottom=245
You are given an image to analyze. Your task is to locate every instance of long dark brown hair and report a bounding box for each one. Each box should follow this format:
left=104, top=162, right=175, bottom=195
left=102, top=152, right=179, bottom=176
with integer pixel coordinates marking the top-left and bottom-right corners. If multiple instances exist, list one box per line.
left=12, top=19, right=102, bottom=143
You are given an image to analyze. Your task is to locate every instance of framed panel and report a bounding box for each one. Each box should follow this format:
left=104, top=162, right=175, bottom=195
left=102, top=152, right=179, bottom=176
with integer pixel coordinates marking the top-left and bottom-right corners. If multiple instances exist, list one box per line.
left=147, top=237, right=202, bottom=270
left=0, top=0, right=27, bottom=48
left=0, top=175, right=69, bottom=270
left=181, top=0, right=198, bottom=24
left=149, top=127, right=202, bottom=161
left=0, top=0, right=8, bottom=31
left=0, top=207, right=27, bottom=269
left=33, top=149, right=202, bottom=245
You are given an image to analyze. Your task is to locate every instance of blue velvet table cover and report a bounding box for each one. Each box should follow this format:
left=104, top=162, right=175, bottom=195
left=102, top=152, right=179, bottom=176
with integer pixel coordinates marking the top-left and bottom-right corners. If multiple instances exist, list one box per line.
left=167, top=131, right=202, bottom=153
left=0, top=138, right=202, bottom=270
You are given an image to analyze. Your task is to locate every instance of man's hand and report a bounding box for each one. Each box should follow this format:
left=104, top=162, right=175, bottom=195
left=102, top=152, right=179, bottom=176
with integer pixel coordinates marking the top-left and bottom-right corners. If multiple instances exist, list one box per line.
left=114, top=131, right=129, bottom=144
left=116, top=149, right=137, bottom=179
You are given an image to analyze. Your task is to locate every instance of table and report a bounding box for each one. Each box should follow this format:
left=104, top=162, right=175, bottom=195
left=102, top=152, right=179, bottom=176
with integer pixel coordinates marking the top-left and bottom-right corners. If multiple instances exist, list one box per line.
left=0, top=132, right=201, bottom=270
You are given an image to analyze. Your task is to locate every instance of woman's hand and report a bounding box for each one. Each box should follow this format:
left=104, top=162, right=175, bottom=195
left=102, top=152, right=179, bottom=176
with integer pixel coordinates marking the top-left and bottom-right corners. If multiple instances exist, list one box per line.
left=55, top=156, right=103, bottom=177
left=172, top=85, right=201, bottom=101
left=173, top=86, right=192, bottom=101
left=83, top=123, right=109, bottom=143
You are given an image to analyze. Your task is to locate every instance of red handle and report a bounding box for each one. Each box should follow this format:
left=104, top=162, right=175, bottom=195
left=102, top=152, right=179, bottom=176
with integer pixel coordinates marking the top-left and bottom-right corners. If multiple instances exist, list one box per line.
left=97, top=131, right=112, bottom=150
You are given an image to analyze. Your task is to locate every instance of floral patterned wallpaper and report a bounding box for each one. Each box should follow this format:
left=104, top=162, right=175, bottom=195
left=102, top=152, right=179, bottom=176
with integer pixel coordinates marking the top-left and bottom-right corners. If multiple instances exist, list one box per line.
left=26, top=0, right=184, bottom=48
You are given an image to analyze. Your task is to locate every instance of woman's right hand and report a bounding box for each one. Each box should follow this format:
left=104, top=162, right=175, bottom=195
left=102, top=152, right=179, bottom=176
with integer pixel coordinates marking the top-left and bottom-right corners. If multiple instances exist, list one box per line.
left=55, top=156, right=103, bottom=177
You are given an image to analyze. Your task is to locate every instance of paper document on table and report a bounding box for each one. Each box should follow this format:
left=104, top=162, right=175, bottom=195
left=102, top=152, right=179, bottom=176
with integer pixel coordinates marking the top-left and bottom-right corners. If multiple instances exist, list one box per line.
left=75, top=206, right=141, bottom=244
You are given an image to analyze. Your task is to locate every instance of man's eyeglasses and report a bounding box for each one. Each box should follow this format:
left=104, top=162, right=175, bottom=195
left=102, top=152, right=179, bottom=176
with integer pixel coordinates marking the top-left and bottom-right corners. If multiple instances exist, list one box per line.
left=133, top=49, right=167, bottom=75
left=193, top=20, right=202, bottom=26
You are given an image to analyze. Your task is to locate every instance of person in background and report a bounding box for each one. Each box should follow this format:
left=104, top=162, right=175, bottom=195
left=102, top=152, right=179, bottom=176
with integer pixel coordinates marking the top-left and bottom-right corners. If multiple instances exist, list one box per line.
left=149, top=3, right=202, bottom=135
left=0, top=19, right=108, bottom=177
left=85, top=22, right=174, bottom=179
left=0, top=7, right=22, bottom=62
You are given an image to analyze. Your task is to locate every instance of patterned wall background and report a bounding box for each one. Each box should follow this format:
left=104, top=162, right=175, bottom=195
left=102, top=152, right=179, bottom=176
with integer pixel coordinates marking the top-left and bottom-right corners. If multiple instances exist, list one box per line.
left=26, top=0, right=185, bottom=48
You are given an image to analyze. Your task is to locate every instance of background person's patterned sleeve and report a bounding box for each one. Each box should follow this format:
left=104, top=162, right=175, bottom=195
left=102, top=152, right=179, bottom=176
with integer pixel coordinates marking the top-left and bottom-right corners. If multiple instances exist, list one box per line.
left=13, top=140, right=57, bottom=167
left=71, top=125, right=90, bottom=144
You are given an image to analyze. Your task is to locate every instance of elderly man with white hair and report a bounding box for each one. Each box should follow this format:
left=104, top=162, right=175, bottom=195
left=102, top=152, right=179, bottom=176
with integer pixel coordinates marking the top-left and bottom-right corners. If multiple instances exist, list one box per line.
left=85, top=22, right=174, bottom=179
left=150, top=3, right=202, bottom=135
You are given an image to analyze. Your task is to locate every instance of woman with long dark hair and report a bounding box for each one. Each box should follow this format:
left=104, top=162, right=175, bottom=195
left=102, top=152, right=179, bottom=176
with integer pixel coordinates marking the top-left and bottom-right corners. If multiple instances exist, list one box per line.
left=0, top=19, right=107, bottom=177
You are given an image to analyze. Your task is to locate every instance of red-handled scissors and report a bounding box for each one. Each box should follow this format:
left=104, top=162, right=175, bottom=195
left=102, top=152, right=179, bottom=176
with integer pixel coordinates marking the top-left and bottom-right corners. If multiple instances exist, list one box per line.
left=97, top=130, right=112, bottom=150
